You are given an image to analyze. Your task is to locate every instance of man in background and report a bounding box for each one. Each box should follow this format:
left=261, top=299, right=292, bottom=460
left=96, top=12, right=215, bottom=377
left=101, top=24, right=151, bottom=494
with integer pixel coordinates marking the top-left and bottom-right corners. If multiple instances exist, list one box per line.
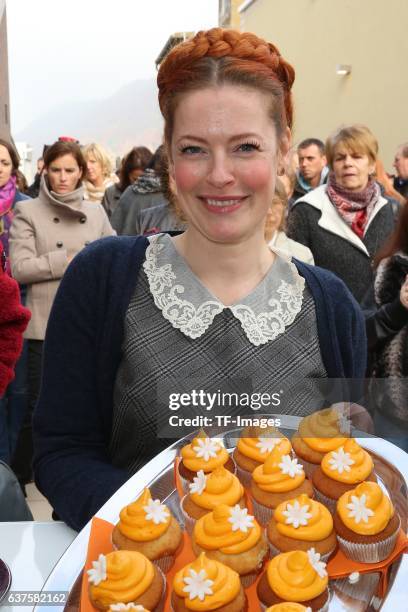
left=393, top=143, right=408, bottom=201
left=290, top=138, right=328, bottom=206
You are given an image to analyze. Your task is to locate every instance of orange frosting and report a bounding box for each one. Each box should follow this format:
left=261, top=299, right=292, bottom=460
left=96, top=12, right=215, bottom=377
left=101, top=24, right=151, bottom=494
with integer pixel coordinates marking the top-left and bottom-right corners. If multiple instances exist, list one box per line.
left=117, top=488, right=170, bottom=541
left=173, top=552, right=240, bottom=611
left=337, top=481, right=395, bottom=535
left=237, top=426, right=292, bottom=464
left=181, top=432, right=229, bottom=473
left=321, top=439, right=373, bottom=484
left=194, top=504, right=261, bottom=554
left=189, top=467, right=244, bottom=510
left=266, top=551, right=328, bottom=602
left=274, top=494, right=333, bottom=541
left=252, top=448, right=305, bottom=493
left=89, top=551, right=154, bottom=608
left=266, top=605, right=311, bottom=612
left=298, top=407, right=349, bottom=453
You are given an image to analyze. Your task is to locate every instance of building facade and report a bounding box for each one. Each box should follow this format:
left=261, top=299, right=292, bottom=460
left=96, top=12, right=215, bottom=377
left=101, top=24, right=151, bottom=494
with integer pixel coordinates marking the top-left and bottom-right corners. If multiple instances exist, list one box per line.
left=237, top=0, right=408, bottom=171
left=0, top=0, right=10, bottom=140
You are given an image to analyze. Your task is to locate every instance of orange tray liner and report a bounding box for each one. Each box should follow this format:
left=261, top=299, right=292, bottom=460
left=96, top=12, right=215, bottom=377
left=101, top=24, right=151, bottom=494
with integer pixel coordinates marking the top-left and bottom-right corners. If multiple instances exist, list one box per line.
left=80, top=458, right=408, bottom=611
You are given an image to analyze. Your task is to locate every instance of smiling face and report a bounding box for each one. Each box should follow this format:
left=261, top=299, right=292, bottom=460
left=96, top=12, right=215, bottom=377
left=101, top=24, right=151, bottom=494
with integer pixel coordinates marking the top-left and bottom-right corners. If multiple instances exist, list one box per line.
left=169, top=85, right=289, bottom=246
left=0, top=144, right=13, bottom=188
left=46, top=154, right=83, bottom=194
left=332, top=144, right=375, bottom=192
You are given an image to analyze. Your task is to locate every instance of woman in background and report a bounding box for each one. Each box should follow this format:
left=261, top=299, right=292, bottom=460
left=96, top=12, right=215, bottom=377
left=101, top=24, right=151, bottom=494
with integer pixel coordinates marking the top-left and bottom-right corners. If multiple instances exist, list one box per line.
left=83, top=142, right=118, bottom=204
left=0, top=139, right=30, bottom=468
left=288, top=125, right=397, bottom=303
left=266, top=178, right=314, bottom=263
left=10, top=140, right=115, bottom=485
left=365, top=203, right=408, bottom=450
left=102, top=146, right=152, bottom=218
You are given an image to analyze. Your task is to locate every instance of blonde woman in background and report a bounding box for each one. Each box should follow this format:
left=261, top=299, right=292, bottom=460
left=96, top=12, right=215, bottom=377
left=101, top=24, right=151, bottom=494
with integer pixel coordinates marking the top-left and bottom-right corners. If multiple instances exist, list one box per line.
left=83, top=142, right=118, bottom=204
left=265, top=179, right=314, bottom=264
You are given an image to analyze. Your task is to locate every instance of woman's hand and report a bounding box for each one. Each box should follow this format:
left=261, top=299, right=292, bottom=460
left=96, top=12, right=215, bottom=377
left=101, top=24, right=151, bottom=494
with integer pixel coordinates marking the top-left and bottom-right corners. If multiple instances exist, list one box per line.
left=400, top=275, right=408, bottom=310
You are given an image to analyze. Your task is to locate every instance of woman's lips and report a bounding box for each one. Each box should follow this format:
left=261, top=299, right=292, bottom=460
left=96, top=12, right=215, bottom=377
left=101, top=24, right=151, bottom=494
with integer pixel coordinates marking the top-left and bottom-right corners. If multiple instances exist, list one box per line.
left=200, top=196, right=247, bottom=213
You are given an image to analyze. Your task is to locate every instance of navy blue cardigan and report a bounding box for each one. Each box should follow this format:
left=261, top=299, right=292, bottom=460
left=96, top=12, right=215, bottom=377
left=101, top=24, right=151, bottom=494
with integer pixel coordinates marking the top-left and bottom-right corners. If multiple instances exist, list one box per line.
left=33, top=236, right=366, bottom=531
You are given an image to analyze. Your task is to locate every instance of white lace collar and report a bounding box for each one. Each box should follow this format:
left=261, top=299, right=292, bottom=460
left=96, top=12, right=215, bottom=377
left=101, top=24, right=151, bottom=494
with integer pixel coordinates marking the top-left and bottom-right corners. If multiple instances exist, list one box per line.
left=142, top=233, right=305, bottom=346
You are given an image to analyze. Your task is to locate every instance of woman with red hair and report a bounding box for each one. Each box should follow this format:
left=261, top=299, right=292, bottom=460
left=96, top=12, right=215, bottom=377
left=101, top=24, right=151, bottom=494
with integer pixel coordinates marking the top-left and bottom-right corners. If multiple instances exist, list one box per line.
left=33, top=28, right=366, bottom=531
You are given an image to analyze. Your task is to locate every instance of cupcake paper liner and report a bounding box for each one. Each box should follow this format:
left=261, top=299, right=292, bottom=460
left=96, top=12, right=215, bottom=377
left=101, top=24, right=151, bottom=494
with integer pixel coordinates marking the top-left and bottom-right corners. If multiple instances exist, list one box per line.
left=251, top=497, right=274, bottom=526
left=153, top=553, right=175, bottom=574
left=313, top=488, right=337, bottom=514
left=239, top=569, right=259, bottom=588
left=268, top=541, right=334, bottom=563
left=179, top=495, right=196, bottom=536
left=337, top=528, right=399, bottom=563
left=333, top=571, right=379, bottom=602
left=235, top=464, right=253, bottom=489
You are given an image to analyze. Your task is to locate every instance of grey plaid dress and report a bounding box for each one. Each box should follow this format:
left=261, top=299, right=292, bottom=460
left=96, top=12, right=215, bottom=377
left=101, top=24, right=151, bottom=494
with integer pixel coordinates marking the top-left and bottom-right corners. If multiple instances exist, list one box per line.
left=110, top=234, right=327, bottom=473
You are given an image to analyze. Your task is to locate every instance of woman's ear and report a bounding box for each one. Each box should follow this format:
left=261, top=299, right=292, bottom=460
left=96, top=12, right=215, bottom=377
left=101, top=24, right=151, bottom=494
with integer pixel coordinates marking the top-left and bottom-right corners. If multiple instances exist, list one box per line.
left=280, top=127, right=292, bottom=163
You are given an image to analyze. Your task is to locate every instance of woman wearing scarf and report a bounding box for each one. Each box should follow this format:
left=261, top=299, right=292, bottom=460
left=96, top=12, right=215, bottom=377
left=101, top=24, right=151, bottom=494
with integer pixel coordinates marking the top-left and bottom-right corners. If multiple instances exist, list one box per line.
left=9, top=140, right=115, bottom=485
left=0, top=139, right=30, bottom=467
left=82, top=142, right=118, bottom=204
left=287, top=125, right=398, bottom=303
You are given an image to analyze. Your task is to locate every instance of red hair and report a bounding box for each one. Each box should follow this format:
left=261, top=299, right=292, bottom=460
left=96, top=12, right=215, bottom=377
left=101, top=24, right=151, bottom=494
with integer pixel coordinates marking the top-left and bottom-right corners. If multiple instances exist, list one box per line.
left=157, top=28, right=295, bottom=146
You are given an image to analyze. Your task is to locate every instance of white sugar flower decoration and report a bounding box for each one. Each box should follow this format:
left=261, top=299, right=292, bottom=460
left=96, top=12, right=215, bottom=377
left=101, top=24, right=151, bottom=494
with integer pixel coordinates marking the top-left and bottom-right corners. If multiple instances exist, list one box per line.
left=256, top=437, right=281, bottom=454
left=192, top=438, right=221, bottom=461
left=348, top=571, right=360, bottom=585
left=183, top=568, right=214, bottom=601
left=346, top=494, right=374, bottom=524
left=189, top=470, right=207, bottom=495
left=87, top=553, right=107, bottom=585
left=328, top=446, right=354, bottom=474
left=282, top=500, right=312, bottom=529
left=307, top=548, right=327, bottom=578
left=278, top=454, right=304, bottom=478
left=143, top=498, right=169, bottom=524
left=228, top=505, right=255, bottom=533
left=110, top=605, right=145, bottom=611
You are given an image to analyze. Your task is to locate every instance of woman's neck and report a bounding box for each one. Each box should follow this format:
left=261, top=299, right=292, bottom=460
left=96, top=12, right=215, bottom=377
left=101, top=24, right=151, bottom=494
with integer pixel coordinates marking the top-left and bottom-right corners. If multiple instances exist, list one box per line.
left=90, top=176, right=104, bottom=188
left=172, top=229, right=274, bottom=305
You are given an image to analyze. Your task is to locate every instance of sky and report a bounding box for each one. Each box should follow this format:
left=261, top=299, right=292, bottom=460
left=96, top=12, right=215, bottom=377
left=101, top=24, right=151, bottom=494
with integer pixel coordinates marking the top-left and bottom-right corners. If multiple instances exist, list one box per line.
left=6, top=0, right=219, bottom=133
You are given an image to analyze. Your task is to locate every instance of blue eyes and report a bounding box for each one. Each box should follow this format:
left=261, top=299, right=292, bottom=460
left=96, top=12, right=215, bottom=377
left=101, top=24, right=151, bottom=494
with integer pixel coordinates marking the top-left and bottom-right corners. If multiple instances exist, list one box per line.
left=179, top=142, right=261, bottom=155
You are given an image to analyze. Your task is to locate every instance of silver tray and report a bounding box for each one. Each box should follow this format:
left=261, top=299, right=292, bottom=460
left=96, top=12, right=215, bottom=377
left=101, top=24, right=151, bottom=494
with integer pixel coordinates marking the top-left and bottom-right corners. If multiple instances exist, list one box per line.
left=35, top=415, right=408, bottom=611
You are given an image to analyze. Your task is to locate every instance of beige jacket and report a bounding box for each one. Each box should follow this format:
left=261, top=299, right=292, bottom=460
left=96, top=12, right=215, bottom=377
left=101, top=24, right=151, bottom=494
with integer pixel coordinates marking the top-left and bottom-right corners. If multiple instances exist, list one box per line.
left=10, top=179, right=115, bottom=339
left=269, top=230, right=315, bottom=265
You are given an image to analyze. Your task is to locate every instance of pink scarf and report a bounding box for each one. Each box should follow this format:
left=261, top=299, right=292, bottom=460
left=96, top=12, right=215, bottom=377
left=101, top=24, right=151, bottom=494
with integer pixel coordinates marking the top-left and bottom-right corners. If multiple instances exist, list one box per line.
left=0, top=175, right=17, bottom=272
left=326, top=173, right=380, bottom=238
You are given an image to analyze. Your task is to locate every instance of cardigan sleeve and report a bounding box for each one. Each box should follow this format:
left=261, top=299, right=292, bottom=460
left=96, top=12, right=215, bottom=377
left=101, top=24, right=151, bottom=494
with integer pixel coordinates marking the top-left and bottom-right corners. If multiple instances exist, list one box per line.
left=32, top=245, right=129, bottom=531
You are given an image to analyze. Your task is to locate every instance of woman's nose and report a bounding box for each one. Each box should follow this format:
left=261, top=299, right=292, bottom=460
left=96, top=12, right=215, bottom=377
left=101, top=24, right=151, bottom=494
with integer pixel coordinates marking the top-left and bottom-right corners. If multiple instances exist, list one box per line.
left=206, top=154, right=234, bottom=188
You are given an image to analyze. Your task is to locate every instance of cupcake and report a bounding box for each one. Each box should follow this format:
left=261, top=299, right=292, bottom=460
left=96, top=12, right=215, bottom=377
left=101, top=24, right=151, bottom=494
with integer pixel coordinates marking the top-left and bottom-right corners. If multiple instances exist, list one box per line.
left=257, top=549, right=329, bottom=611
left=292, top=407, right=349, bottom=477
left=191, top=503, right=268, bottom=587
left=312, top=439, right=376, bottom=512
left=87, top=551, right=164, bottom=611
left=334, top=481, right=400, bottom=563
left=233, top=425, right=292, bottom=487
left=267, top=494, right=337, bottom=561
left=266, top=605, right=313, bottom=612
left=172, top=552, right=247, bottom=611
left=178, top=432, right=234, bottom=492
left=112, top=488, right=182, bottom=572
left=251, top=447, right=314, bottom=525
left=181, top=466, right=246, bottom=534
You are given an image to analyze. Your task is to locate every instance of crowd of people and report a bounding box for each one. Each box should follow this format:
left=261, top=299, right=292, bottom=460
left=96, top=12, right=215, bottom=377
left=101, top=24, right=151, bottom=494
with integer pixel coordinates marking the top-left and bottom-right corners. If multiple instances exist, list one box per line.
left=0, top=27, right=407, bottom=529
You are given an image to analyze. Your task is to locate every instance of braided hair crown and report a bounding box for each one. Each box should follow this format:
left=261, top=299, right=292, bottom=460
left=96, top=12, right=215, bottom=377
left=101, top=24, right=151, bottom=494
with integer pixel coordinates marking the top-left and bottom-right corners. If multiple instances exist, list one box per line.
left=157, top=28, right=295, bottom=133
